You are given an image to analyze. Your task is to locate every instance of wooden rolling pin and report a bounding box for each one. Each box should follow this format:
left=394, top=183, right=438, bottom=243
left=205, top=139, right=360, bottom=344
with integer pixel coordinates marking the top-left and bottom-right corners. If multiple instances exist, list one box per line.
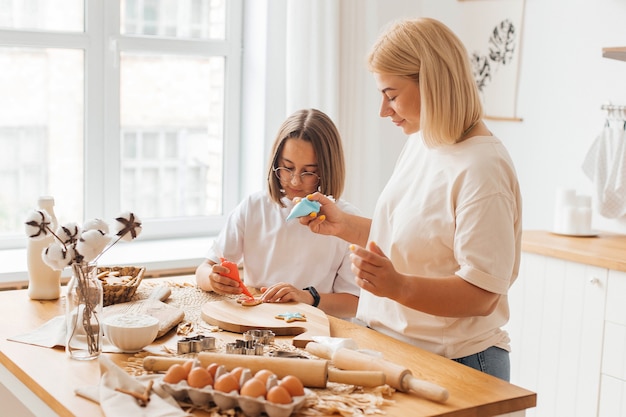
left=306, top=343, right=449, bottom=403
left=142, top=353, right=385, bottom=388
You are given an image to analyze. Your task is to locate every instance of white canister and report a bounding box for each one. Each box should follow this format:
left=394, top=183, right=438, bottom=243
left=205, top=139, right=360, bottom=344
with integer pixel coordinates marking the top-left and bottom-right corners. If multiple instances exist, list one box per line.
left=553, top=188, right=576, bottom=234
left=26, top=196, right=62, bottom=300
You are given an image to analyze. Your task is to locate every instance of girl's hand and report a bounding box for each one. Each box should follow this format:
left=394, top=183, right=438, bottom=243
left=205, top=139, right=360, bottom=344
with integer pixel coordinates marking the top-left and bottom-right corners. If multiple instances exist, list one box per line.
left=349, top=241, right=408, bottom=300
left=209, top=263, right=244, bottom=295
left=260, top=282, right=312, bottom=304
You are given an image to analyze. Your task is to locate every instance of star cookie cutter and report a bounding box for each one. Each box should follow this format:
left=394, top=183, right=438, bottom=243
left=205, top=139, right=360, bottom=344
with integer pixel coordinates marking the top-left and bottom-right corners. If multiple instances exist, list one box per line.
left=177, top=335, right=216, bottom=354
left=225, top=339, right=264, bottom=355
left=244, top=329, right=275, bottom=345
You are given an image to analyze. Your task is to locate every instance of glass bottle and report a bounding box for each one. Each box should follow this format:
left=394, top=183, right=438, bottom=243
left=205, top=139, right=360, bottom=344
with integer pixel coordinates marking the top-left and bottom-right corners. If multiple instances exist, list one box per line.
left=26, top=196, right=62, bottom=300
left=65, top=261, right=103, bottom=360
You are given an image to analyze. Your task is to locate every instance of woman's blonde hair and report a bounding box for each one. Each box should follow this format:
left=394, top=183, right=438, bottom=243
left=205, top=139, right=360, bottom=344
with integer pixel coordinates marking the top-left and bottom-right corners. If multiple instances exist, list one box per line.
left=367, top=17, right=483, bottom=147
left=267, top=109, right=346, bottom=207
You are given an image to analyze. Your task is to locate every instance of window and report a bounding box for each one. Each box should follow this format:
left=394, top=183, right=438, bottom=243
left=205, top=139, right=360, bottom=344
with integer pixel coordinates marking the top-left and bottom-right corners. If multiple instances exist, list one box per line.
left=0, top=0, right=242, bottom=249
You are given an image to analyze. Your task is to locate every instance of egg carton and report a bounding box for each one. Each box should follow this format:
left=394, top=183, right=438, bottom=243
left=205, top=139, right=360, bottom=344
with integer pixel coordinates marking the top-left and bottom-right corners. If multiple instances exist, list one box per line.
left=160, top=380, right=309, bottom=417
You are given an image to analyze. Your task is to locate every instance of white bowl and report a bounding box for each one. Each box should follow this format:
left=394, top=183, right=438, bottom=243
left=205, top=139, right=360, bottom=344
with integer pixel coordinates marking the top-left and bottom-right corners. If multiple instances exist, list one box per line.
left=103, top=313, right=159, bottom=353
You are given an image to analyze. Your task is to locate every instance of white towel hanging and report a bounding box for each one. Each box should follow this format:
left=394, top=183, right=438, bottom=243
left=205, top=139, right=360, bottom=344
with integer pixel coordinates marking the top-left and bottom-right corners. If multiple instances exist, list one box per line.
left=582, top=120, right=626, bottom=218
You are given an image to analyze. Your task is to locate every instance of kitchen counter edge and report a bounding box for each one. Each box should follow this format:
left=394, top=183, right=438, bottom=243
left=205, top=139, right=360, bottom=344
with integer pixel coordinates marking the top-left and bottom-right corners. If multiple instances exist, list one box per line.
left=522, top=229, right=626, bottom=272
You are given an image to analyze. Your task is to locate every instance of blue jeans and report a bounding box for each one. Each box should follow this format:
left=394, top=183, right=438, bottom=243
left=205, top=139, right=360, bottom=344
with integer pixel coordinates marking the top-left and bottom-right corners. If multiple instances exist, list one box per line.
left=453, top=346, right=510, bottom=381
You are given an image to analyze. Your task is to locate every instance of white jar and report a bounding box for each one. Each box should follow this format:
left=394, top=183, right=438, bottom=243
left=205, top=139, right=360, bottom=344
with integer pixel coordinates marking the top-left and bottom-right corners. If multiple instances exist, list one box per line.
left=26, top=196, right=62, bottom=300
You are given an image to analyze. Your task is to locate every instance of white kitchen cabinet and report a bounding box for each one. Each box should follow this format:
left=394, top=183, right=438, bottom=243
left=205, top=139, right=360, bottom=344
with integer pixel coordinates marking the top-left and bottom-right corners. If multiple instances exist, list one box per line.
left=0, top=365, right=54, bottom=417
left=506, top=252, right=607, bottom=417
left=598, top=270, right=626, bottom=416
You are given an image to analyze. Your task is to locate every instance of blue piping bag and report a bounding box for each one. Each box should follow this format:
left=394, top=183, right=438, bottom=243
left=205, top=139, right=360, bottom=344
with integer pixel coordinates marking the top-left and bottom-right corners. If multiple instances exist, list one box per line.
left=286, top=199, right=321, bottom=220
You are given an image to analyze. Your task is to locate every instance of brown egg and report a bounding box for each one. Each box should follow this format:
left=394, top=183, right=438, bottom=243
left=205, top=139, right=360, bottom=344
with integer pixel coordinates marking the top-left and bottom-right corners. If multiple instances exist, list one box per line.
left=207, top=362, right=220, bottom=379
left=163, top=364, right=188, bottom=384
left=240, top=377, right=267, bottom=398
left=279, top=375, right=305, bottom=396
left=254, top=369, right=276, bottom=385
left=266, top=385, right=292, bottom=404
left=187, top=367, right=213, bottom=388
left=229, top=366, right=246, bottom=382
left=182, top=359, right=194, bottom=374
left=214, top=373, right=239, bottom=393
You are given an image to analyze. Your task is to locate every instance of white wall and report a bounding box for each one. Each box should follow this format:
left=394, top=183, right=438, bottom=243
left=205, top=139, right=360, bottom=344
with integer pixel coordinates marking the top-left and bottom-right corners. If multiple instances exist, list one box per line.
left=359, top=0, right=626, bottom=234
left=503, top=0, right=626, bottom=234
left=242, top=0, right=626, bottom=234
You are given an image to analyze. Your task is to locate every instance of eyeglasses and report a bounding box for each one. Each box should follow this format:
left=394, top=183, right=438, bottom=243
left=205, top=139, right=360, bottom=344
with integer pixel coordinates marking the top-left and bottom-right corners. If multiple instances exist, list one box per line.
left=273, top=167, right=320, bottom=186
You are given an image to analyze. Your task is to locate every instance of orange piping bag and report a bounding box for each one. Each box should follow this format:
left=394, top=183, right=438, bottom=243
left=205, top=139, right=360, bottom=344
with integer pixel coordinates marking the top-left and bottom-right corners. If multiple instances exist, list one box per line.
left=220, top=257, right=254, bottom=298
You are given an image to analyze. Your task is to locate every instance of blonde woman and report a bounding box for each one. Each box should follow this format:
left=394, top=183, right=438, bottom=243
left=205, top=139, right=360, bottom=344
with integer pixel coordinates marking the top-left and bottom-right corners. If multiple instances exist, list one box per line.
left=196, top=108, right=360, bottom=318
left=300, top=18, right=522, bottom=380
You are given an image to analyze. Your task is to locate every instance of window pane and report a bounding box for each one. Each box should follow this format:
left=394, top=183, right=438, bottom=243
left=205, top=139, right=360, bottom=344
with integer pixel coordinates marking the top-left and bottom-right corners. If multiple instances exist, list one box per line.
left=121, top=0, right=225, bottom=40
left=120, top=52, right=224, bottom=219
left=0, top=0, right=83, bottom=32
left=0, top=47, right=83, bottom=235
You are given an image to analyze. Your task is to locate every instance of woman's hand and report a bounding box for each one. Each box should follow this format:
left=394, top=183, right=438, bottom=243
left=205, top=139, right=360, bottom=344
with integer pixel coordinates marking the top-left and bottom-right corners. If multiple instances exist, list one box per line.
left=297, top=192, right=345, bottom=236
left=351, top=242, right=501, bottom=317
left=208, top=263, right=245, bottom=295
left=349, top=241, right=408, bottom=300
left=260, top=282, right=312, bottom=305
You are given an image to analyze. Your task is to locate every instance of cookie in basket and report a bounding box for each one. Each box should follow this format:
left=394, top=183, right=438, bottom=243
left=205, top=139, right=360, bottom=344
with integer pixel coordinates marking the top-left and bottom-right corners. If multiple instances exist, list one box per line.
left=97, top=266, right=146, bottom=306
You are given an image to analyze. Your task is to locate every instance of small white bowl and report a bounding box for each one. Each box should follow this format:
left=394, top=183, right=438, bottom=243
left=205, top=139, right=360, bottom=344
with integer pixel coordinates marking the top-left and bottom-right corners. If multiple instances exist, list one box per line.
left=103, top=313, right=159, bottom=353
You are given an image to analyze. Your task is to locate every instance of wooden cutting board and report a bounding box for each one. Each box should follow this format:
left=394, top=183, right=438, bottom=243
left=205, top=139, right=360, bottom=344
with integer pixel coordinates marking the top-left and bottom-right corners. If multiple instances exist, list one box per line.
left=201, top=299, right=330, bottom=348
left=102, top=287, right=184, bottom=339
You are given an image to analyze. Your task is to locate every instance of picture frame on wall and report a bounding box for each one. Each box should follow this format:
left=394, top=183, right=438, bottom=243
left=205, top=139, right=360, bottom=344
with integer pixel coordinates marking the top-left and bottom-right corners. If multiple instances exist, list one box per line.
left=457, top=0, right=525, bottom=121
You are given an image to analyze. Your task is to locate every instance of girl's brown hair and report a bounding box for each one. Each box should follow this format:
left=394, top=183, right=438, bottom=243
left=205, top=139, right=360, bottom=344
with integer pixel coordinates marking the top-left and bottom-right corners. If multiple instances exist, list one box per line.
left=267, top=109, right=346, bottom=206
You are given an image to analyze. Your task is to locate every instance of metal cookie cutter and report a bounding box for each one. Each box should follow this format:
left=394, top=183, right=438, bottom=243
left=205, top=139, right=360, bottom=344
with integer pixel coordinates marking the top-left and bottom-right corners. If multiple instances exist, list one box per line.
left=243, top=329, right=275, bottom=345
left=177, top=335, right=216, bottom=354
left=225, top=339, right=264, bottom=356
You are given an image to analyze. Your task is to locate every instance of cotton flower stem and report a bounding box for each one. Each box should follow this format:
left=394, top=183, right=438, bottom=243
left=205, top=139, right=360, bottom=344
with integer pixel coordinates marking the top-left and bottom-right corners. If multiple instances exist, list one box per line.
left=45, top=225, right=68, bottom=250
left=67, top=262, right=101, bottom=357
left=91, top=234, right=124, bottom=264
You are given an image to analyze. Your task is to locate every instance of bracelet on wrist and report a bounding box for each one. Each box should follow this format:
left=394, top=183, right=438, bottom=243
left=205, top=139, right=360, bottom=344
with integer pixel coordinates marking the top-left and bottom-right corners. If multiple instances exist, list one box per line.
left=303, top=286, right=320, bottom=307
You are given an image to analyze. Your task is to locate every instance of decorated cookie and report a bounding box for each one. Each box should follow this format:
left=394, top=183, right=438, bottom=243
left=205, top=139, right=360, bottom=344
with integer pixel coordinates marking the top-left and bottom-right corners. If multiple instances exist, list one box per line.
left=275, top=312, right=307, bottom=322
left=237, top=296, right=263, bottom=307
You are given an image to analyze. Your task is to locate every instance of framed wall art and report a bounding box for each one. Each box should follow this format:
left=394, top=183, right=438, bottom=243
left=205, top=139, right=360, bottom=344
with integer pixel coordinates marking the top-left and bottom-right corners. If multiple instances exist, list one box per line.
left=456, top=0, right=525, bottom=121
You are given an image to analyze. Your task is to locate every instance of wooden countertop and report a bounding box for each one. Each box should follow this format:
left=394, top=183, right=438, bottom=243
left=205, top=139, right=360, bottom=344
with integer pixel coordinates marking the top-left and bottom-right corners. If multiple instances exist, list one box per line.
left=0, top=276, right=536, bottom=417
left=522, top=230, right=626, bottom=272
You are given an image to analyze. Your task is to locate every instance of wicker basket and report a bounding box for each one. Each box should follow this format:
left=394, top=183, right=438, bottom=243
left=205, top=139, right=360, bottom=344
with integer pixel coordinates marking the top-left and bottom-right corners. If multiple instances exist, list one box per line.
left=97, top=266, right=146, bottom=306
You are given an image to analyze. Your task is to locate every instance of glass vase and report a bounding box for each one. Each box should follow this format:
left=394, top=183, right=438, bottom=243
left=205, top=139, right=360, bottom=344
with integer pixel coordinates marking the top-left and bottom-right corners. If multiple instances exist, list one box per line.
left=65, top=262, right=103, bottom=360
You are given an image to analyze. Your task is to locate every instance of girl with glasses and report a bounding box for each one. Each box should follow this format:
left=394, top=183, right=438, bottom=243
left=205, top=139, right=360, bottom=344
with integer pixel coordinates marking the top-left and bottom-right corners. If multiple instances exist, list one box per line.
left=195, top=108, right=360, bottom=318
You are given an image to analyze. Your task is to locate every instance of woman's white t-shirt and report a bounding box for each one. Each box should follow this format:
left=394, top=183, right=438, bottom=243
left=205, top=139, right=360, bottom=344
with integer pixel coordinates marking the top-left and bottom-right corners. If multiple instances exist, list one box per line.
left=356, top=133, right=522, bottom=359
left=206, top=191, right=360, bottom=296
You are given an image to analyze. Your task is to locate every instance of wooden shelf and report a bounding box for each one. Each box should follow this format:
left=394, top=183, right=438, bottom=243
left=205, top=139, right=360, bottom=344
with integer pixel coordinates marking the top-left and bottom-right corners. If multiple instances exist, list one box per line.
left=603, top=46, right=626, bottom=62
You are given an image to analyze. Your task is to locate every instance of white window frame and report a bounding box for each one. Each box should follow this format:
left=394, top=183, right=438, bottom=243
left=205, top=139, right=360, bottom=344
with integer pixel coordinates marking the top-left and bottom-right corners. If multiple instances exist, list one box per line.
left=0, top=0, right=243, bottom=248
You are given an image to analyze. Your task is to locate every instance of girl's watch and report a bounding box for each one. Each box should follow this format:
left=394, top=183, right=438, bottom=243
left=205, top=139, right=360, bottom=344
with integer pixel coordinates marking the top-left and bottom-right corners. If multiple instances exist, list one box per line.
left=304, top=286, right=320, bottom=307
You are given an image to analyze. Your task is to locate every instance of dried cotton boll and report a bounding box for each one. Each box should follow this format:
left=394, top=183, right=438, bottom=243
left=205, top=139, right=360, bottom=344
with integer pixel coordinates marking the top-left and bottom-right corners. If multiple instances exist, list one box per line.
left=83, top=218, right=109, bottom=235
left=42, top=243, right=75, bottom=270
left=56, top=222, right=82, bottom=245
left=76, top=229, right=110, bottom=262
left=112, top=211, right=142, bottom=241
left=24, top=210, right=51, bottom=240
